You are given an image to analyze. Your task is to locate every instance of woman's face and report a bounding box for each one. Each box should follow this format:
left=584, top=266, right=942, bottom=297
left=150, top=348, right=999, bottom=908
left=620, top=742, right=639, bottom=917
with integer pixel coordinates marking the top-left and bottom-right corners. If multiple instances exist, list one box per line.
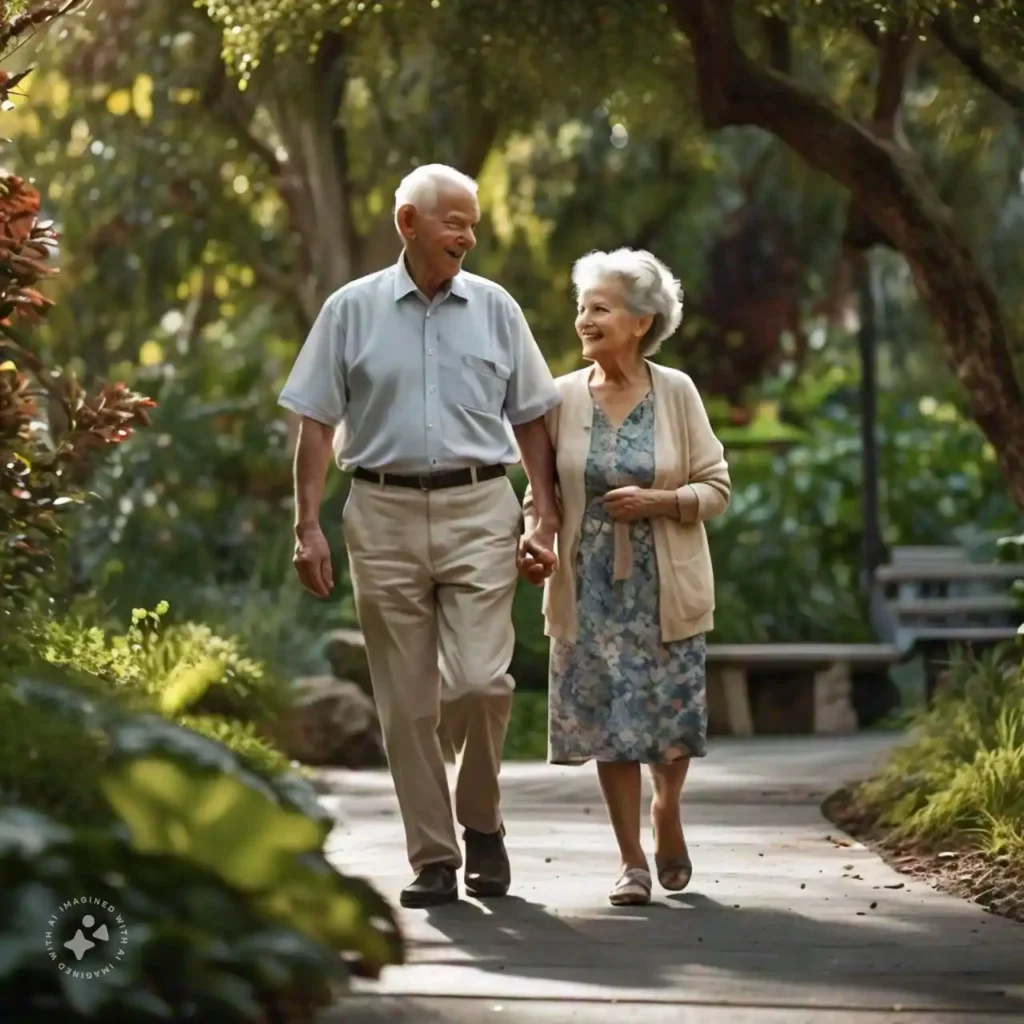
left=575, top=280, right=652, bottom=363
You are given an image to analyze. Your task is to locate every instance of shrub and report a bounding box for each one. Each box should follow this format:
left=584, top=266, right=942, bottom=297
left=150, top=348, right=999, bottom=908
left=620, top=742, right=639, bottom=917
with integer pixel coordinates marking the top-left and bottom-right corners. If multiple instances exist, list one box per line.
left=6, top=600, right=297, bottom=770
left=0, top=684, right=114, bottom=827
left=0, top=807, right=349, bottom=1023
left=0, top=11, right=400, bottom=1019
left=855, top=646, right=1024, bottom=857
left=0, top=675, right=404, bottom=1020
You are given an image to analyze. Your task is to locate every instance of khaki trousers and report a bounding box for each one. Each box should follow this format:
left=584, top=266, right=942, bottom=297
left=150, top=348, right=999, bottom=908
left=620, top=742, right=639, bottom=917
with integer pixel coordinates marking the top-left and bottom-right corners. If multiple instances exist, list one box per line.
left=343, top=474, right=521, bottom=872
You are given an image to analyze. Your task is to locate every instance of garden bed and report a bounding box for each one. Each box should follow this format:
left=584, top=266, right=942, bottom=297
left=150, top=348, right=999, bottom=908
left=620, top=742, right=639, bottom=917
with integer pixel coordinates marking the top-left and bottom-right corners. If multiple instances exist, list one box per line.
left=823, top=785, right=1024, bottom=924
left=821, top=640, right=1024, bottom=928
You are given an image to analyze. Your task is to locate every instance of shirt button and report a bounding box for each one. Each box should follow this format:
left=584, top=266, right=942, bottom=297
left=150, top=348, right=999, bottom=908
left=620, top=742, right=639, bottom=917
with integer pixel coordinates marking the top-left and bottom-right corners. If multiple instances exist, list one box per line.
left=427, top=424, right=433, bottom=430
left=425, top=310, right=431, bottom=318
left=428, top=349, right=435, bottom=356
left=429, top=385, right=436, bottom=393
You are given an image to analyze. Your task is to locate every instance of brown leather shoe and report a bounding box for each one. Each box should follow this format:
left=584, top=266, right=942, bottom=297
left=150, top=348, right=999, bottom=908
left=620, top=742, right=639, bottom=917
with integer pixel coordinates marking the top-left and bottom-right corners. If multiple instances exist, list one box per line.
left=464, top=825, right=510, bottom=898
left=399, top=863, right=458, bottom=908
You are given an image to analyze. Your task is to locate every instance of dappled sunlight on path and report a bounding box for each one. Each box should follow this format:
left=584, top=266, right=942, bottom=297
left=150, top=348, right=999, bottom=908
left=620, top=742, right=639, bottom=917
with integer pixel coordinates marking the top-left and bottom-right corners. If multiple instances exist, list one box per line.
left=317, top=736, right=1024, bottom=1020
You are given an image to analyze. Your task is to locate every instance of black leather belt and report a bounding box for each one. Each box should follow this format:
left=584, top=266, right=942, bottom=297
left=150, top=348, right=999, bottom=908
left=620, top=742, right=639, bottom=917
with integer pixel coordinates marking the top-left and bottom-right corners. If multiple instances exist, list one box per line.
left=352, top=464, right=506, bottom=491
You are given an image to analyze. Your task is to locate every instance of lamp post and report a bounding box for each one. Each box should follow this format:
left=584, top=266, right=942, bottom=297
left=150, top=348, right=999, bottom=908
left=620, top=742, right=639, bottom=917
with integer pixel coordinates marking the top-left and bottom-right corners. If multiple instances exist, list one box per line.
left=853, top=251, right=885, bottom=589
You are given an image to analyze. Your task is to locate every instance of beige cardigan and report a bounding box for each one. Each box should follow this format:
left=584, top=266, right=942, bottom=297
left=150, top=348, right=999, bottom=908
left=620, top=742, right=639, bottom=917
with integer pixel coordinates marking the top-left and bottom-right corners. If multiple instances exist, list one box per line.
left=524, top=360, right=731, bottom=644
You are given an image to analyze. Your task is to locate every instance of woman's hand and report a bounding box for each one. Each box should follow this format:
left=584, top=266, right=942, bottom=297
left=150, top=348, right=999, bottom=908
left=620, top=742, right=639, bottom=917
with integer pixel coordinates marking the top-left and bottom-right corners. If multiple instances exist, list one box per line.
left=603, top=486, right=678, bottom=522
left=518, top=517, right=558, bottom=586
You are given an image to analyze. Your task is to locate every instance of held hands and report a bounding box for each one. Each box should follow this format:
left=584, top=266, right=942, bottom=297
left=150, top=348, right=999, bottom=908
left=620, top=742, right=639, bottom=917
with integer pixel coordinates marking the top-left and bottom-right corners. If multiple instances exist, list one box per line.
left=293, top=521, right=334, bottom=598
left=517, top=519, right=558, bottom=586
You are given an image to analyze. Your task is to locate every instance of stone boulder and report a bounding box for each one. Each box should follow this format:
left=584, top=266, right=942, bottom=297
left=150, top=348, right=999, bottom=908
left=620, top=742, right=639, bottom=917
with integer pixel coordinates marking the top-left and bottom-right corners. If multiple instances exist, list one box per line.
left=323, top=628, right=372, bottom=696
left=275, top=675, right=386, bottom=768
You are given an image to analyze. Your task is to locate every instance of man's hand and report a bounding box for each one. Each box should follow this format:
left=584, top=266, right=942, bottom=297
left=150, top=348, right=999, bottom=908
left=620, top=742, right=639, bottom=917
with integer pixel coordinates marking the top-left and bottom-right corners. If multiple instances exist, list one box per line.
left=293, top=521, right=334, bottom=597
left=517, top=519, right=558, bottom=586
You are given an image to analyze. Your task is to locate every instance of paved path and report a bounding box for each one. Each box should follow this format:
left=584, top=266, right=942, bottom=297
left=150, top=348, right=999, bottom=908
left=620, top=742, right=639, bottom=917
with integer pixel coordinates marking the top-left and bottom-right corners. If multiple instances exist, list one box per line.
left=317, top=735, right=1024, bottom=1023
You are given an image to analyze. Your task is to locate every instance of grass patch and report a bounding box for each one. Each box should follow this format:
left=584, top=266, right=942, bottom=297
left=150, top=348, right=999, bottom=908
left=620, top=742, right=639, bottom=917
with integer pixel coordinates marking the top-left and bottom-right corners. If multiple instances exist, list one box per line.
left=824, top=644, right=1024, bottom=921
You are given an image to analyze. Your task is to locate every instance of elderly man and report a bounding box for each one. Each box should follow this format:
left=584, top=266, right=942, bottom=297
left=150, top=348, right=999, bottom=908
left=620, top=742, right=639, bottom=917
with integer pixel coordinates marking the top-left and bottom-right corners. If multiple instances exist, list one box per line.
left=278, top=163, right=561, bottom=907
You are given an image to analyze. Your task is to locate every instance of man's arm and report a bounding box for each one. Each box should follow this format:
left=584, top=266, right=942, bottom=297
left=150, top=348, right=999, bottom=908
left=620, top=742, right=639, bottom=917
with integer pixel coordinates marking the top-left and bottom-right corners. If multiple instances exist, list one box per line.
left=502, top=296, right=562, bottom=571
left=512, top=417, right=559, bottom=529
left=278, top=296, right=346, bottom=597
left=292, top=416, right=335, bottom=597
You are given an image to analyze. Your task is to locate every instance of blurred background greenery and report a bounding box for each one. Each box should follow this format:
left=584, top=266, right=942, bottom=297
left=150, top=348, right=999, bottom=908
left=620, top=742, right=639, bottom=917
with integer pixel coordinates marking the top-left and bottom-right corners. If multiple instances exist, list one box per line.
left=2, top=0, right=1021, bottom=696
left=1, top=1, right=1023, bottom=1015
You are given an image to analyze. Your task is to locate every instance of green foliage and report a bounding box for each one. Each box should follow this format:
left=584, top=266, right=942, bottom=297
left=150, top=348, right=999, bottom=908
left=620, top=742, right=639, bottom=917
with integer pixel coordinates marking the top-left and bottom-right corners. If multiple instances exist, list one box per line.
left=0, top=684, right=114, bottom=827
left=176, top=715, right=290, bottom=778
left=0, top=600, right=298, bottom=830
left=0, top=9, right=403, bottom=1018
left=856, top=647, right=1024, bottom=857
left=0, top=807, right=348, bottom=1022
left=509, top=371, right=1017, bottom=689
left=712, top=379, right=1016, bottom=642
left=31, top=601, right=294, bottom=728
left=0, top=676, right=403, bottom=1018
left=503, top=690, right=548, bottom=761
left=995, top=532, right=1024, bottom=626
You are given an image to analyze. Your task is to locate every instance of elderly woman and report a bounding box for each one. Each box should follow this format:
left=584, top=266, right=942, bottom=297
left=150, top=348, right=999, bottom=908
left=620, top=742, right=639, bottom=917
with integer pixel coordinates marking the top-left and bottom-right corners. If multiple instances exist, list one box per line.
left=521, top=248, right=731, bottom=906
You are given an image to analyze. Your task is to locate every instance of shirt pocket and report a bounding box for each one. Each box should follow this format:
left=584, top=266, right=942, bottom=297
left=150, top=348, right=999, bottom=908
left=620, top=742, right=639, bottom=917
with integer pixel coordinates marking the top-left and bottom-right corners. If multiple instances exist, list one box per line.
left=444, top=353, right=511, bottom=415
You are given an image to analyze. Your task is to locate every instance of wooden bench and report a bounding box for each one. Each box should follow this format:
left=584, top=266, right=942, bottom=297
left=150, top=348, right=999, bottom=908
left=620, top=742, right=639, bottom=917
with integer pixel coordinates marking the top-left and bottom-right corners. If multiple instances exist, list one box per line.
left=869, top=545, right=1020, bottom=700
left=705, top=642, right=900, bottom=736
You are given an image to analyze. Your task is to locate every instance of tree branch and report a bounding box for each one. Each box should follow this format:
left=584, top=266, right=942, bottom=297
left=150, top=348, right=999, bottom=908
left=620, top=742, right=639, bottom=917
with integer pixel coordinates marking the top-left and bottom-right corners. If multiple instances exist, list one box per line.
left=844, top=18, right=917, bottom=250
left=760, top=14, right=791, bottom=75
left=933, top=13, right=1024, bottom=111
left=202, top=59, right=282, bottom=178
left=316, top=30, right=352, bottom=195
left=459, top=65, right=499, bottom=179
left=668, top=0, right=1024, bottom=506
left=311, top=29, right=359, bottom=273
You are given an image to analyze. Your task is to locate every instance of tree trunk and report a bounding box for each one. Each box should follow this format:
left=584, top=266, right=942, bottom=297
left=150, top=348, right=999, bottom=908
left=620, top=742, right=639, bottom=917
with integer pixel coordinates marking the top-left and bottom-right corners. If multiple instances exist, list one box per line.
left=267, top=33, right=357, bottom=329
left=671, top=0, right=1024, bottom=509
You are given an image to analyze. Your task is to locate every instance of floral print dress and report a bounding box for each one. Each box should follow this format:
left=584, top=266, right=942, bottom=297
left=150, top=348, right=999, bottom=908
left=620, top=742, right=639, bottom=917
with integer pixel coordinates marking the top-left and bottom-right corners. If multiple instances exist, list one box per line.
left=548, top=390, right=708, bottom=765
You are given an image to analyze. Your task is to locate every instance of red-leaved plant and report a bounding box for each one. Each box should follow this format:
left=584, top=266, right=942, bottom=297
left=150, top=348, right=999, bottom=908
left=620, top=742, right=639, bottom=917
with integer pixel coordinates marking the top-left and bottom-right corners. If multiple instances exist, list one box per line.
left=0, top=0, right=154, bottom=605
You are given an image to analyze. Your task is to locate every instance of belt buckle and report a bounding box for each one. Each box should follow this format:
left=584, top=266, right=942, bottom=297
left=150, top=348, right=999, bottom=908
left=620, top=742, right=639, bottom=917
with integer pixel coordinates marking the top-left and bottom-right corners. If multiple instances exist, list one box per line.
left=417, top=474, right=432, bottom=491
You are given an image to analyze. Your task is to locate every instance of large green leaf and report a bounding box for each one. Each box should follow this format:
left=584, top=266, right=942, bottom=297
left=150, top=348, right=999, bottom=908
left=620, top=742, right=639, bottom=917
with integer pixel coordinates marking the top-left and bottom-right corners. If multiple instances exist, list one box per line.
left=105, top=714, right=332, bottom=828
left=9, top=676, right=332, bottom=830
left=99, top=754, right=325, bottom=890
left=255, top=851, right=403, bottom=974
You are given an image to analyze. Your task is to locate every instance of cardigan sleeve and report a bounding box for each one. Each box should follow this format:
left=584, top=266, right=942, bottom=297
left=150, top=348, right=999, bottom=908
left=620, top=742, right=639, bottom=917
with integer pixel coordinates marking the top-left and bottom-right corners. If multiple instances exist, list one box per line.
left=675, top=376, right=731, bottom=524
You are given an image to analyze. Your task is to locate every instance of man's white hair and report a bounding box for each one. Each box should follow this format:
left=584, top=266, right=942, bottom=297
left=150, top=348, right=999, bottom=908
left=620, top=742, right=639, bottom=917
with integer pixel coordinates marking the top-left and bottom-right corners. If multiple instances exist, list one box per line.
left=572, top=248, right=684, bottom=356
left=393, top=163, right=479, bottom=230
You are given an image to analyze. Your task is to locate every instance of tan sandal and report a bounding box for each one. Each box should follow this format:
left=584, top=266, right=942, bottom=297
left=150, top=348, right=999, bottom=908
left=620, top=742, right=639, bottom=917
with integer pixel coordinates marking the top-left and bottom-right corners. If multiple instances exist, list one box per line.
left=609, top=867, right=652, bottom=906
left=655, top=840, right=692, bottom=892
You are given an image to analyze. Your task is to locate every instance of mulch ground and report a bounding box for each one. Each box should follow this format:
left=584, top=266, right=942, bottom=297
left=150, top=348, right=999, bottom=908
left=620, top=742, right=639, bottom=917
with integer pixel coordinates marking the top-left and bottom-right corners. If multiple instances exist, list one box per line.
left=822, top=786, right=1024, bottom=925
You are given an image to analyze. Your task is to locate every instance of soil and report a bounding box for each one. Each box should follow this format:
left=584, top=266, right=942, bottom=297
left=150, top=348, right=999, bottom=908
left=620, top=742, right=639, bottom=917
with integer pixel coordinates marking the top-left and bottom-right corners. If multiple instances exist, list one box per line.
left=822, top=787, right=1024, bottom=925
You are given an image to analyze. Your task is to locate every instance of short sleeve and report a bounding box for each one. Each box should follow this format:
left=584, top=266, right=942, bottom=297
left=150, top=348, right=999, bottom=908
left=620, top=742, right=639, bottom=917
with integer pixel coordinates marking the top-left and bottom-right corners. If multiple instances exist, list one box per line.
left=503, top=299, right=561, bottom=425
left=277, top=298, right=346, bottom=427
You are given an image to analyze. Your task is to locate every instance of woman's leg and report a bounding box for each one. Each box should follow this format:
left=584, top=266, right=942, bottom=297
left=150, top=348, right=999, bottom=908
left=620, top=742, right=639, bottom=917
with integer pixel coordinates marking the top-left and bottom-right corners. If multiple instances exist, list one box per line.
left=649, top=759, right=691, bottom=888
left=596, top=761, right=646, bottom=871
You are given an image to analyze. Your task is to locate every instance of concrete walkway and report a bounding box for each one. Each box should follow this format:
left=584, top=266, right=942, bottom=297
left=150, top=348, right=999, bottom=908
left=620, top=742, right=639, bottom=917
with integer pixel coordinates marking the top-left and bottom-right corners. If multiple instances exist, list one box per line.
left=317, top=735, right=1024, bottom=1023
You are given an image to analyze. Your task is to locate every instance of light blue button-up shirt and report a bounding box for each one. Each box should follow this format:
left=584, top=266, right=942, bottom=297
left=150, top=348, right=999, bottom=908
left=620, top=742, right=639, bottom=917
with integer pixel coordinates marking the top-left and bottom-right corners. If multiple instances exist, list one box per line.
left=278, top=254, right=561, bottom=473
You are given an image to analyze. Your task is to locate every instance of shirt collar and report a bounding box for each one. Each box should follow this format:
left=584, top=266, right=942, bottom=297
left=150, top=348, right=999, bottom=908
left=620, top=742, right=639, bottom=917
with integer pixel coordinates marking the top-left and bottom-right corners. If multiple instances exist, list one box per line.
left=393, top=251, right=469, bottom=303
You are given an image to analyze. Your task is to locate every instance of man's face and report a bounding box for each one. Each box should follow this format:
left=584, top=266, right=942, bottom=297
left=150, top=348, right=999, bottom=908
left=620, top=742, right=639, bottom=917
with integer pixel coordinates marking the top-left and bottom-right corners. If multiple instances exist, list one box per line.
left=407, top=186, right=479, bottom=281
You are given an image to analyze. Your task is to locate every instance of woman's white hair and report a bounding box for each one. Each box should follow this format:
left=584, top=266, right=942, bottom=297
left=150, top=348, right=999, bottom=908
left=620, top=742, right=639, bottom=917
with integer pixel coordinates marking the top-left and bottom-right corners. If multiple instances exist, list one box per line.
left=572, top=247, right=684, bottom=355
left=393, top=163, right=478, bottom=230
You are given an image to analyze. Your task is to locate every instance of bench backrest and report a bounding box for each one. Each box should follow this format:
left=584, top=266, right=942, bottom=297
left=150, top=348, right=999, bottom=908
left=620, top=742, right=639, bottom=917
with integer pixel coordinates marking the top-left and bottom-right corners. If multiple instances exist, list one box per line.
left=870, top=546, right=1020, bottom=652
